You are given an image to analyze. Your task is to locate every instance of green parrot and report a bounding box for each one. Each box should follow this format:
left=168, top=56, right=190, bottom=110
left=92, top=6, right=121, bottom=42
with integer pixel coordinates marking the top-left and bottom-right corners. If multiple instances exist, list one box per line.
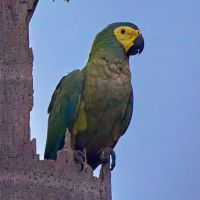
left=44, top=22, right=144, bottom=170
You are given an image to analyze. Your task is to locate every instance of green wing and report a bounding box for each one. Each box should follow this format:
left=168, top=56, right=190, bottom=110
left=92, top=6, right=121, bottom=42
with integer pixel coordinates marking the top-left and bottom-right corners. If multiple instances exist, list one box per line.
left=44, top=70, right=84, bottom=160
left=111, top=89, right=133, bottom=149
left=121, top=89, right=133, bottom=136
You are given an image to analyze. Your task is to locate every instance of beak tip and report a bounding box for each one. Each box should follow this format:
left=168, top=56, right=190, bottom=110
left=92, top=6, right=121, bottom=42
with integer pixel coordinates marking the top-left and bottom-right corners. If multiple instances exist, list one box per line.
left=127, top=34, right=144, bottom=56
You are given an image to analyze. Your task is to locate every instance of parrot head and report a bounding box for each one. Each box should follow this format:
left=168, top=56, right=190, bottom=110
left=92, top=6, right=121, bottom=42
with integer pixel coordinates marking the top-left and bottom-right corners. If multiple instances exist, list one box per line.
left=113, top=23, right=144, bottom=56
left=89, top=22, right=144, bottom=59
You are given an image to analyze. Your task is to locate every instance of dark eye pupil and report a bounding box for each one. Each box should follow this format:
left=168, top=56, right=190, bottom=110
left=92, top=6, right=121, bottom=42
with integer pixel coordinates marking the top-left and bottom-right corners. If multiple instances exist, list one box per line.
left=121, top=29, right=126, bottom=34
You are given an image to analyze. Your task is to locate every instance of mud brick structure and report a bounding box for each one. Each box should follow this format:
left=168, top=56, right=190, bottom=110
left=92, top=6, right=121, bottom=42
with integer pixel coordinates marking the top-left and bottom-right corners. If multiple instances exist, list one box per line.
left=0, top=0, right=112, bottom=199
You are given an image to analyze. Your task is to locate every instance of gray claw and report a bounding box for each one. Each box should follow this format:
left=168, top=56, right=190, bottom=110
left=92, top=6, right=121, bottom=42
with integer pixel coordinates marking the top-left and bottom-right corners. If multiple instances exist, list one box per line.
left=73, top=150, right=85, bottom=171
left=97, top=147, right=116, bottom=171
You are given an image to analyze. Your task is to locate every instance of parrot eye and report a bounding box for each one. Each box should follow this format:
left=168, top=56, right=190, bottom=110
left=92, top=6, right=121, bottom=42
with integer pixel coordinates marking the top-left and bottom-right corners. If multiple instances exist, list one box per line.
left=121, top=29, right=126, bottom=34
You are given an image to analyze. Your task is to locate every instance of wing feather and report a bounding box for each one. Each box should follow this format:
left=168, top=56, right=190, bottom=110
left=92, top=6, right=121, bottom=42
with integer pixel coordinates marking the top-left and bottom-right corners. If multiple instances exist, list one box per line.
left=121, top=88, right=133, bottom=135
left=44, top=70, right=84, bottom=160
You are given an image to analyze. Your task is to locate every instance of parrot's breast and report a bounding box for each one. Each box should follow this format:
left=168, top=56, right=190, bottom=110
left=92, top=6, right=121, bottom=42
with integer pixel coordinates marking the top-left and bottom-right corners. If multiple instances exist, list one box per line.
left=72, top=55, right=133, bottom=158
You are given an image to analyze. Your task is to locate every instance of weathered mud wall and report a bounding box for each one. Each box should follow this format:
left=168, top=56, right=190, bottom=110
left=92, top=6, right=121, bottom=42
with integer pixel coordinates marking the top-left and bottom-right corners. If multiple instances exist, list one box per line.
left=0, top=1, right=112, bottom=199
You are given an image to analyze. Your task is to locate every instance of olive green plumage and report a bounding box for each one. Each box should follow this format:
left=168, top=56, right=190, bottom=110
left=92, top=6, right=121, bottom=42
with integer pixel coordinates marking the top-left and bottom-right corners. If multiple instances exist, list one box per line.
left=44, top=22, right=144, bottom=170
left=45, top=70, right=84, bottom=160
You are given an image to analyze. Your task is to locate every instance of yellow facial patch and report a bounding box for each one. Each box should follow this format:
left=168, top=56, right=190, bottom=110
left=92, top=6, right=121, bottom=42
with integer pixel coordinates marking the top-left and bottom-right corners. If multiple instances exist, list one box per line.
left=113, top=26, right=141, bottom=53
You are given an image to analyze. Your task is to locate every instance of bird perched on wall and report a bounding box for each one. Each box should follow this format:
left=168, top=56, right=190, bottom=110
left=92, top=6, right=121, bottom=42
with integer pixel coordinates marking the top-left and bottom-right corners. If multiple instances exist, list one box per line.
left=44, top=22, right=144, bottom=170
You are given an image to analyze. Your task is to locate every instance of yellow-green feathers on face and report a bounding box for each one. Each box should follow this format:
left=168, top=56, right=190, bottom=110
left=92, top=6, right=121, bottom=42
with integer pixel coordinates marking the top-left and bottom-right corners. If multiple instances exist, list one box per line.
left=89, top=22, right=144, bottom=59
left=113, top=26, right=142, bottom=53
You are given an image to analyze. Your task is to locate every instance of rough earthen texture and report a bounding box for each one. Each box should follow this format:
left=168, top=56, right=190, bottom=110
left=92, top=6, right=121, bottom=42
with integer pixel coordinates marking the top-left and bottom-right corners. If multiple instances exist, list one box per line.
left=0, top=1, right=112, bottom=199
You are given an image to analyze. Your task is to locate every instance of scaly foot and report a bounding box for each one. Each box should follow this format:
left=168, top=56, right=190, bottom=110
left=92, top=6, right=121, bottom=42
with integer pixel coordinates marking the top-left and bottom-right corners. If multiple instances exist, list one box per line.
left=73, top=149, right=86, bottom=171
left=96, top=147, right=116, bottom=171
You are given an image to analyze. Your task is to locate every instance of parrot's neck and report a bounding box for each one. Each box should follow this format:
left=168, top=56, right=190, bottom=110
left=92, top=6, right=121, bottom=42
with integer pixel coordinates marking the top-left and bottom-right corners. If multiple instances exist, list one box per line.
left=84, top=37, right=132, bottom=79
left=83, top=49, right=131, bottom=81
left=88, top=32, right=129, bottom=65
left=87, top=47, right=130, bottom=72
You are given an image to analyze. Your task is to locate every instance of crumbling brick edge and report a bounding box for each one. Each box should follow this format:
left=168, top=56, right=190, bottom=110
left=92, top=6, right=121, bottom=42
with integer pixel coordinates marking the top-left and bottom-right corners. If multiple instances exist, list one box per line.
left=0, top=130, right=112, bottom=200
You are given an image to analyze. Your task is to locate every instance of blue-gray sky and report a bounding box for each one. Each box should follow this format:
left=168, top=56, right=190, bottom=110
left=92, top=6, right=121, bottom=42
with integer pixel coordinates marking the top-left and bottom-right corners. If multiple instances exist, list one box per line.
left=30, top=0, right=200, bottom=199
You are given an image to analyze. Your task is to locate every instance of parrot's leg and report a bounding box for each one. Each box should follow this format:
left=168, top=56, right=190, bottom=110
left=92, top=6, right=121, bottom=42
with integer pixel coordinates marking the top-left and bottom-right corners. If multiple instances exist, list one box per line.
left=73, top=149, right=86, bottom=171
left=96, top=147, right=116, bottom=171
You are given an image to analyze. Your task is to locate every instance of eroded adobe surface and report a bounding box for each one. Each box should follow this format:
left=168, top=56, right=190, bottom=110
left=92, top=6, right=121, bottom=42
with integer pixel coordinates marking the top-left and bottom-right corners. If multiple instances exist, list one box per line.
left=0, top=1, right=111, bottom=199
left=0, top=131, right=111, bottom=200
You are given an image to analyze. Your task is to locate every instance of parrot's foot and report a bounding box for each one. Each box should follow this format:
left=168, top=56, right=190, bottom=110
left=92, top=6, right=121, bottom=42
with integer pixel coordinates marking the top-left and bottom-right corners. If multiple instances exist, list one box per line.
left=73, top=149, right=86, bottom=171
left=96, top=147, right=116, bottom=171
